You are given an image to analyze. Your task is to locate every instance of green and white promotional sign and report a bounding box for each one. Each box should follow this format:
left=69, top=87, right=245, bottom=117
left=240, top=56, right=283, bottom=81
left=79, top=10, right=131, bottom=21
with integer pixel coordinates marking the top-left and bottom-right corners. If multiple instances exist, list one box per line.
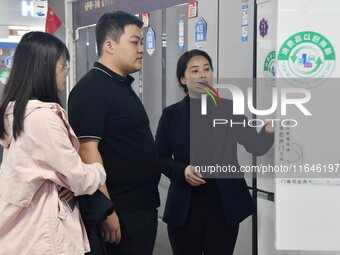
left=274, top=0, right=340, bottom=252
left=263, top=50, right=276, bottom=87
left=0, top=70, right=10, bottom=85
left=278, top=31, right=335, bottom=87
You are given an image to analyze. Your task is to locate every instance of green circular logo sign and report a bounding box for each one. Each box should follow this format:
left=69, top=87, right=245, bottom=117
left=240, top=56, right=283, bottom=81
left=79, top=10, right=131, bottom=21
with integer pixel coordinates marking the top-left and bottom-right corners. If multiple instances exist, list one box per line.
left=278, top=31, right=335, bottom=87
left=263, top=50, right=276, bottom=87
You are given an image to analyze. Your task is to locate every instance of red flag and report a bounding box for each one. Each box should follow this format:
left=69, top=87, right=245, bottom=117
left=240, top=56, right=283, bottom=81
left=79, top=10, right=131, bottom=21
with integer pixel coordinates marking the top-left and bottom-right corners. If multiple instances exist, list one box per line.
left=45, top=7, right=62, bottom=34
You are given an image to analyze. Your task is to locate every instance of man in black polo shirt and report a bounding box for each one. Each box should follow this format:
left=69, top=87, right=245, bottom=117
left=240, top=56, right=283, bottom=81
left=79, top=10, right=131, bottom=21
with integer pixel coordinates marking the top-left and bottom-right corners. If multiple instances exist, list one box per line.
left=68, top=11, right=161, bottom=255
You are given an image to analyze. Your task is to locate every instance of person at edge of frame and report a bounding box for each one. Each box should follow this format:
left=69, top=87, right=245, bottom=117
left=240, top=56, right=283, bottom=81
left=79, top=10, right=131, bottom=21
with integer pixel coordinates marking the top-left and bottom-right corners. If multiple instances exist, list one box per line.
left=0, top=31, right=106, bottom=255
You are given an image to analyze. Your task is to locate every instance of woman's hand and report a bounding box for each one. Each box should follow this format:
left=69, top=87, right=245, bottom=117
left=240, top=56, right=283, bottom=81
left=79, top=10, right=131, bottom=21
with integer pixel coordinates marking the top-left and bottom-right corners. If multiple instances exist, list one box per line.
left=265, top=121, right=275, bottom=133
left=184, top=165, right=206, bottom=186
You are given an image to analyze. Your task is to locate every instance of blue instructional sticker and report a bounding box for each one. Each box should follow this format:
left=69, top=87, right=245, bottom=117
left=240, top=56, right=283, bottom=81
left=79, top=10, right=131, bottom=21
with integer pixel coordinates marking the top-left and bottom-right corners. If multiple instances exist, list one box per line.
left=5, top=56, right=13, bottom=68
left=195, top=17, right=207, bottom=44
left=241, top=3, right=249, bottom=43
left=241, top=25, right=248, bottom=42
left=179, top=19, right=185, bottom=50
left=146, top=28, right=156, bottom=56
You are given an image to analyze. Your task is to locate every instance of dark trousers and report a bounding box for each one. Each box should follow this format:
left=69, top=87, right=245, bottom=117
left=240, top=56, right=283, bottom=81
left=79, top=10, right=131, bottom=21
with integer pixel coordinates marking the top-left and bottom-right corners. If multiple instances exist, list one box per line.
left=167, top=200, right=239, bottom=255
left=106, top=209, right=158, bottom=255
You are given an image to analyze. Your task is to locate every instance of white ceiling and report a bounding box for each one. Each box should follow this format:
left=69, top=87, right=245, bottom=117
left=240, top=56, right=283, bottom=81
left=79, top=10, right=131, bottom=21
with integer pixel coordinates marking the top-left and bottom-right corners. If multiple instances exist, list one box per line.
left=0, top=0, right=46, bottom=42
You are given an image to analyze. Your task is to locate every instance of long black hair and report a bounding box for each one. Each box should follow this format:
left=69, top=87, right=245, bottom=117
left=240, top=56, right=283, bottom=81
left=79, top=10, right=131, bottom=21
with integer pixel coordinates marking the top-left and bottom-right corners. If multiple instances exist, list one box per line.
left=176, top=49, right=213, bottom=93
left=0, top=31, right=69, bottom=140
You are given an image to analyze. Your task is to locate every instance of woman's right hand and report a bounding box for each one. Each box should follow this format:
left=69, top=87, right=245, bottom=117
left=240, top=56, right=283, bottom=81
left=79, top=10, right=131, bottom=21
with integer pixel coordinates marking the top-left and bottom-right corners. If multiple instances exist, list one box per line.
left=184, top=165, right=206, bottom=186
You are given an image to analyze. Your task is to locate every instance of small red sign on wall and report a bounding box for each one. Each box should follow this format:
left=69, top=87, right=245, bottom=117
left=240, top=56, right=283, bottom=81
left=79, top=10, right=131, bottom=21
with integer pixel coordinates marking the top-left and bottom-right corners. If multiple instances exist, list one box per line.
left=187, top=1, right=198, bottom=19
left=142, top=12, right=150, bottom=28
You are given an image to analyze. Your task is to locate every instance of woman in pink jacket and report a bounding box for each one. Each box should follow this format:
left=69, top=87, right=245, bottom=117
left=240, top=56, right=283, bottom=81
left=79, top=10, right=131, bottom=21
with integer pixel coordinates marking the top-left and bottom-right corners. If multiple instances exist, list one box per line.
left=0, top=32, right=106, bottom=254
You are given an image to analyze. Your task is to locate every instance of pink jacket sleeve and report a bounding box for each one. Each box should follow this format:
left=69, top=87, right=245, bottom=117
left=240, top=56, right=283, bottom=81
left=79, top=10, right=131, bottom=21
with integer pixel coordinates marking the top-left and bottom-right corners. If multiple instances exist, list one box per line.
left=23, top=107, right=106, bottom=196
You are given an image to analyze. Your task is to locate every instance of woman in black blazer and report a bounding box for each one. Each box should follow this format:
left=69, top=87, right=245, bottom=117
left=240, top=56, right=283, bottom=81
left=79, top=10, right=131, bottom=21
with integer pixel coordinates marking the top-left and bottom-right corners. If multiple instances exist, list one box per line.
left=155, top=49, right=274, bottom=255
